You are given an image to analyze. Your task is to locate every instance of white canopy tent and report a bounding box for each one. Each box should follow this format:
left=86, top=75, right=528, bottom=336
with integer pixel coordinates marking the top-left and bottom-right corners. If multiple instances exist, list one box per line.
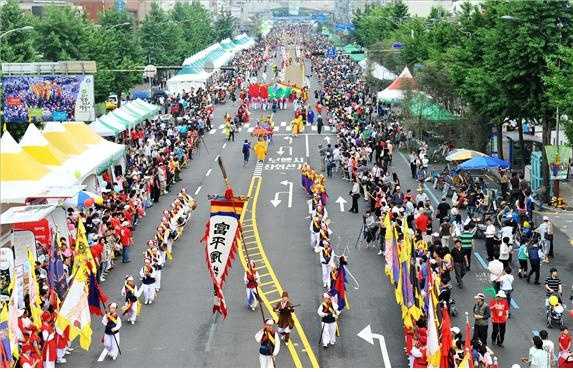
left=377, top=66, right=416, bottom=103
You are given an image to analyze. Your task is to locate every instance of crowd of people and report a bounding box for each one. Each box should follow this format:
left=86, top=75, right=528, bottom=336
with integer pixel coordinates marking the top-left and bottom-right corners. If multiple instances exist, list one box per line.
left=3, top=36, right=280, bottom=368
left=299, top=25, right=572, bottom=368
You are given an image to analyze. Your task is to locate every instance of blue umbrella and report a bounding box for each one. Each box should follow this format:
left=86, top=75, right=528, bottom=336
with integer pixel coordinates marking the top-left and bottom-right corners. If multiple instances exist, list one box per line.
left=456, top=155, right=510, bottom=171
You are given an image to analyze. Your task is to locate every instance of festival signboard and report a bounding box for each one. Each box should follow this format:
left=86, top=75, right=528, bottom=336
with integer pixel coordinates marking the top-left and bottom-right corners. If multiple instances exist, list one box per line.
left=2, top=75, right=95, bottom=123
left=545, top=145, right=573, bottom=180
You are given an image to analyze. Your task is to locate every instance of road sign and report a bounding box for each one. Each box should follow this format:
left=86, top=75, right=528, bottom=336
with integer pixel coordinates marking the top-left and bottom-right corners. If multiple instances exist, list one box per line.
left=357, top=325, right=391, bottom=368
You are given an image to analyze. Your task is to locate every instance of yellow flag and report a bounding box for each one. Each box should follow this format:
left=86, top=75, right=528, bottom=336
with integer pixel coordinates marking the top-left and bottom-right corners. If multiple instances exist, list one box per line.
left=72, top=219, right=96, bottom=282
left=27, top=250, right=43, bottom=328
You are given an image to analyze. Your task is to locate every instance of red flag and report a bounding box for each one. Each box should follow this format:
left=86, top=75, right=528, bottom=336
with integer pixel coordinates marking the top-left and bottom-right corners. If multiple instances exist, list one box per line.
left=439, top=305, right=453, bottom=367
left=464, top=316, right=474, bottom=367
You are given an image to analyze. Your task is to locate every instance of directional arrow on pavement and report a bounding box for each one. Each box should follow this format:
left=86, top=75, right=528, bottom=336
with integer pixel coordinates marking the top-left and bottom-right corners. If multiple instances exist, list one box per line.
left=335, top=196, right=347, bottom=212
left=270, top=180, right=293, bottom=208
left=284, top=136, right=293, bottom=145
left=324, top=136, right=331, bottom=144
left=357, top=325, right=391, bottom=368
left=276, top=146, right=293, bottom=156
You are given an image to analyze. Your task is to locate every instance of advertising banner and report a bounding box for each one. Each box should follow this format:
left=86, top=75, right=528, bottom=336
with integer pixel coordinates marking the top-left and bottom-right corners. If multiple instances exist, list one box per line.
left=2, top=75, right=95, bottom=123
left=545, top=145, right=573, bottom=180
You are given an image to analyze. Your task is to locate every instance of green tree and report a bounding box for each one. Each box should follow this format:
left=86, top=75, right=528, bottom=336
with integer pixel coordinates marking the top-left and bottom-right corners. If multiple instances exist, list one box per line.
left=0, top=0, right=37, bottom=63
left=213, top=11, right=236, bottom=41
left=33, top=5, right=92, bottom=61
left=140, top=2, right=184, bottom=66
left=88, top=9, right=143, bottom=103
left=545, top=46, right=573, bottom=145
left=170, top=1, right=215, bottom=58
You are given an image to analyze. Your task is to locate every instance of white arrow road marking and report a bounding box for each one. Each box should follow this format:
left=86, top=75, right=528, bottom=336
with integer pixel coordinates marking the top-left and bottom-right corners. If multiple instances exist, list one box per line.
left=277, top=146, right=285, bottom=156
left=209, top=129, right=216, bottom=135
left=270, top=180, right=293, bottom=208
left=335, top=196, right=347, bottom=212
left=284, top=136, right=293, bottom=145
left=324, top=136, right=331, bottom=144
left=305, top=134, right=309, bottom=158
left=357, top=325, right=391, bottom=368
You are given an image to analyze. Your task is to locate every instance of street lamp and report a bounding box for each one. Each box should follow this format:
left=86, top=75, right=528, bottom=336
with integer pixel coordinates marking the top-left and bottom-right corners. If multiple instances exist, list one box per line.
left=107, top=22, right=130, bottom=30
left=500, top=15, right=519, bottom=21
left=0, top=25, right=34, bottom=40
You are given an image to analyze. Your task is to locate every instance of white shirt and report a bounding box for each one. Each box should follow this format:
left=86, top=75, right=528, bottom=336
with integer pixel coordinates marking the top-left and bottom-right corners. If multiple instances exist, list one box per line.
left=485, top=224, right=496, bottom=238
left=499, top=242, right=511, bottom=260
left=500, top=226, right=514, bottom=243
left=500, top=273, right=514, bottom=291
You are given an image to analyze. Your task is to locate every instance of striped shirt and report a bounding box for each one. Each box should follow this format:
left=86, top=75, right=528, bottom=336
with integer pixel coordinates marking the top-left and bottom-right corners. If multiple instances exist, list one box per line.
left=459, top=231, right=475, bottom=250
left=545, top=276, right=561, bottom=296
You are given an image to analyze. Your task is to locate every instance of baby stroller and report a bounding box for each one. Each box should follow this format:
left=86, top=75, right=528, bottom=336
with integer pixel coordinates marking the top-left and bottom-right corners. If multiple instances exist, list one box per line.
left=546, top=294, right=565, bottom=329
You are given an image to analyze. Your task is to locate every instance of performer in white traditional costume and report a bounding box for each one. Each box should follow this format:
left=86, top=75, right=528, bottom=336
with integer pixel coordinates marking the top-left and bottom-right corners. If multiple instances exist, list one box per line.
left=98, top=303, right=122, bottom=362
left=121, top=276, right=141, bottom=324
left=244, top=260, right=260, bottom=311
left=317, top=293, right=339, bottom=348
left=315, top=240, right=334, bottom=289
left=139, top=258, right=156, bottom=304
left=309, top=215, right=321, bottom=250
left=255, top=319, right=280, bottom=368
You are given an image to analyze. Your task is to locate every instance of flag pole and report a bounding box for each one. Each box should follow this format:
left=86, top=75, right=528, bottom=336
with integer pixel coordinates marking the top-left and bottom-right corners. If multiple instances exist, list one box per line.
left=216, top=156, right=267, bottom=323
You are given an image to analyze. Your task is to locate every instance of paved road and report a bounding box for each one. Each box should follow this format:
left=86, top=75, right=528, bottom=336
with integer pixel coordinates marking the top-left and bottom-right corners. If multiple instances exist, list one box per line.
left=66, top=46, right=573, bottom=368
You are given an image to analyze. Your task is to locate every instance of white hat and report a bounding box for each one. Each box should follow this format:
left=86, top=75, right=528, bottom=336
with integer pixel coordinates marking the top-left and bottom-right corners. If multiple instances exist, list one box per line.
left=474, top=293, right=485, bottom=300
left=265, top=319, right=274, bottom=326
left=432, top=232, right=440, bottom=237
left=496, top=290, right=506, bottom=298
left=543, top=216, right=549, bottom=221
left=451, top=326, right=460, bottom=334
left=322, top=293, right=330, bottom=299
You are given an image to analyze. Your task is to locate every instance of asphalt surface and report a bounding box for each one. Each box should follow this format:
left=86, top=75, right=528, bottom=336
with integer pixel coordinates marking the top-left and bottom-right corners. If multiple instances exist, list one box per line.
left=65, top=47, right=573, bottom=368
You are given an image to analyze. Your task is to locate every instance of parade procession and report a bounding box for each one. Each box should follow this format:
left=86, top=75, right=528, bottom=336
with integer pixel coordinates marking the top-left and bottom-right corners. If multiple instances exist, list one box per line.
left=2, top=0, right=573, bottom=370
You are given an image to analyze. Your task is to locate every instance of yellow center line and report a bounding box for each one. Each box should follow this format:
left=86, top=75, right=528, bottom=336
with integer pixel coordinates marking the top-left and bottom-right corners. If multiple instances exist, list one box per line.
left=237, top=175, right=319, bottom=368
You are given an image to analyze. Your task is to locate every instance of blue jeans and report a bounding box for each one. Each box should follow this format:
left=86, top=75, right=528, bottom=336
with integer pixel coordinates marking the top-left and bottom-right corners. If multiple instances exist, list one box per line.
left=122, top=246, right=130, bottom=263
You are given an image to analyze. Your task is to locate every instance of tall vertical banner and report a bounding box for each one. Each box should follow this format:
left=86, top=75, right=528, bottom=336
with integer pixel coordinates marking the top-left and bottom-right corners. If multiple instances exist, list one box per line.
left=202, top=196, right=244, bottom=319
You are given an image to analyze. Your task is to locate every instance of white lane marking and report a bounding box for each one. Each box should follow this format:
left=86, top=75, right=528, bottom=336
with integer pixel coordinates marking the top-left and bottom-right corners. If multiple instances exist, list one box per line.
left=205, top=168, right=212, bottom=177
left=305, top=134, right=309, bottom=158
left=222, top=143, right=227, bottom=149
left=194, top=186, right=202, bottom=195
left=214, top=155, right=220, bottom=162
left=209, top=129, right=216, bottom=135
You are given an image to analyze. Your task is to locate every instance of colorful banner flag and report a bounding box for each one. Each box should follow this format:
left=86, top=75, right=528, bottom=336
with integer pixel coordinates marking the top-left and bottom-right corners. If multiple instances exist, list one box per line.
left=87, top=272, right=108, bottom=316
left=55, top=277, right=92, bottom=351
left=26, top=251, right=42, bottom=328
left=202, top=195, right=245, bottom=319
left=440, top=305, right=453, bottom=368
left=427, top=289, right=441, bottom=367
left=72, top=219, right=96, bottom=282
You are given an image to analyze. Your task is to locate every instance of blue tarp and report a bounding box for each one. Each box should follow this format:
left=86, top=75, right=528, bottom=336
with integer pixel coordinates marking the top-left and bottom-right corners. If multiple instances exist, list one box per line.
left=456, top=155, right=510, bottom=171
